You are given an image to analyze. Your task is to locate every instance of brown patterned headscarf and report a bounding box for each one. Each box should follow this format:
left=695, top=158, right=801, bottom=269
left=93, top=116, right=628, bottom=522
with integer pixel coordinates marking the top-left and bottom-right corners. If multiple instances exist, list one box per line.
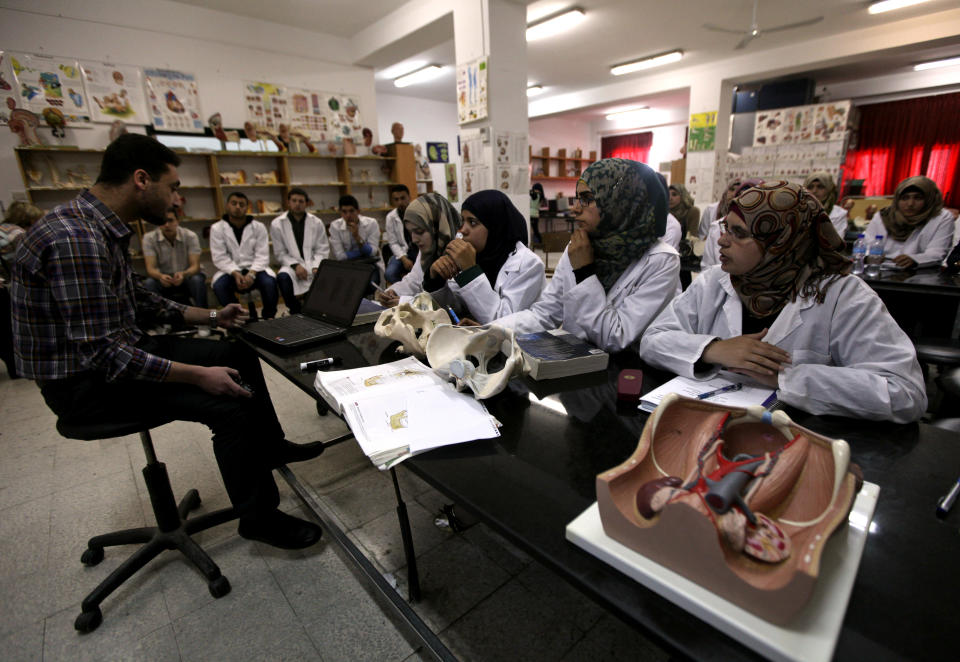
left=879, top=176, right=944, bottom=242
left=729, top=181, right=851, bottom=317
left=716, top=176, right=743, bottom=220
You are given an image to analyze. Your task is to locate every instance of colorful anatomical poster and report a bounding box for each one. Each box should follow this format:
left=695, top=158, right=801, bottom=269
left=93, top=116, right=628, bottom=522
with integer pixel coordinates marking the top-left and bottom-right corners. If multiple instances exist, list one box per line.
left=0, top=51, right=16, bottom=126
left=79, top=61, right=149, bottom=124
left=143, top=68, right=204, bottom=133
left=456, top=57, right=488, bottom=125
left=426, top=142, right=449, bottom=163
left=445, top=163, right=459, bottom=203
left=688, top=111, right=717, bottom=152
left=244, top=81, right=288, bottom=132
left=9, top=52, right=90, bottom=124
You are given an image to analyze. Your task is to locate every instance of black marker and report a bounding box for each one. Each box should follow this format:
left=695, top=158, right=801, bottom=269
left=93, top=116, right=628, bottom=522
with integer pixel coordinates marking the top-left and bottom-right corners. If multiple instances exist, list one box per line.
left=300, top=356, right=342, bottom=372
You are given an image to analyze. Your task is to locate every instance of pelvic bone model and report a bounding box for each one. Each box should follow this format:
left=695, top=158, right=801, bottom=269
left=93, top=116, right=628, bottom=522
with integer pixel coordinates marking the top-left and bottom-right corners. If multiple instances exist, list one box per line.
left=425, top=324, right=523, bottom=399
left=596, top=394, right=861, bottom=624
left=374, top=292, right=450, bottom=358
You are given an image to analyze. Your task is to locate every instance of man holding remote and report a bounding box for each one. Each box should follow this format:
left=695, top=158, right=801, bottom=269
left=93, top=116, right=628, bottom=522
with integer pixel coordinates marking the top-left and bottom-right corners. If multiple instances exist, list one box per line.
left=10, top=134, right=325, bottom=549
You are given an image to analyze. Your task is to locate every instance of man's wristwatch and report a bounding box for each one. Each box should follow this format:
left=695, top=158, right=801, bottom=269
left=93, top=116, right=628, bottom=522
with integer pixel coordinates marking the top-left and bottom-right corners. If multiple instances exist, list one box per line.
left=209, top=309, right=218, bottom=327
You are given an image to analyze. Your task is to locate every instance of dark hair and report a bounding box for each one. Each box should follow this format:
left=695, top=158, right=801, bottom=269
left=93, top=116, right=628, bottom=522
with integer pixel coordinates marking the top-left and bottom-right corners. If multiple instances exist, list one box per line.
left=389, top=184, right=409, bottom=196
left=287, top=187, right=309, bottom=200
left=95, top=134, right=181, bottom=186
left=901, top=185, right=924, bottom=198
left=339, top=194, right=359, bottom=209
left=227, top=191, right=249, bottom=203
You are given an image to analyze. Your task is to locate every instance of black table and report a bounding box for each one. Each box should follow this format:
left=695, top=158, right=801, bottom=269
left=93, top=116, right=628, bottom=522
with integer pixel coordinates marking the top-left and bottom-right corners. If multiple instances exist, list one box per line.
left=247, top=328, right=960, bottom=661
left=861, top=269, right=960, bottom=339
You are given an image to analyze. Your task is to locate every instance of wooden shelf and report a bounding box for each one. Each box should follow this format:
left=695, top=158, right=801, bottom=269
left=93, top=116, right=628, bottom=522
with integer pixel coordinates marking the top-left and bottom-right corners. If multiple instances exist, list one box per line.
left=219, top=183, right=284, bottom=188
left=291, top=181, right=345, bottom=187
left=532, top=176, right=581, bottom=182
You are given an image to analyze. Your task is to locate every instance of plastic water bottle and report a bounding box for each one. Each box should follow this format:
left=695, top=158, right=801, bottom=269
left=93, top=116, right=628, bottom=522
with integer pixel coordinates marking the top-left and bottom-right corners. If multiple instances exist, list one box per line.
left=851, top=233, right=866, bottom=275
left=865, top=235, right=884, bottom=278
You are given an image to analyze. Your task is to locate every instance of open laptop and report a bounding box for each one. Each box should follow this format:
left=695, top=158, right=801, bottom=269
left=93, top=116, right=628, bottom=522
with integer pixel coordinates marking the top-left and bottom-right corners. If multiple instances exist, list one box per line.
left=242, top=260, right=374, bottom=350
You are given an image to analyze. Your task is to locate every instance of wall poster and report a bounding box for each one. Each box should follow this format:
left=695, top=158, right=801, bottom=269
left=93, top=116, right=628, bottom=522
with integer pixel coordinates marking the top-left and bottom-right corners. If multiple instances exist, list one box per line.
left=456, top=57, right=488, bottom=125
left=79, top=61, right=149, bottom=124
left=244, top=81, right=288, bottom=132
left=0, top=51, right=16, bottom=125
left=143, top=68, right=204, bottom=133
left=246, top=83, right=362, bottom=142
left=688, top=111, right=717, bottom=152
left=8, top=52, right=90, bottom=124
left=426, top=142, right=449, bottom=163
left=445, top=163, right=459, bottom=202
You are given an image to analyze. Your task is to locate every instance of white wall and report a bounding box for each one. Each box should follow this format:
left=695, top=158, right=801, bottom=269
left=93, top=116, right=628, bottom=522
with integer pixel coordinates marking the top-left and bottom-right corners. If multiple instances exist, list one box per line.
left=376, top=92, right=461, bottom=201
left=0, top=0, right=377, bottom=208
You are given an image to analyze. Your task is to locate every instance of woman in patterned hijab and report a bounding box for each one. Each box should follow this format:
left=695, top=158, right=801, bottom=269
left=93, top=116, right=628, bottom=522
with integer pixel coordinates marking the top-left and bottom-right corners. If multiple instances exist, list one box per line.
left=574, top=158, right=667, bottom=291
left=401, top=192, right=462, bottom=285
left=727, top=180, right=850, bottom=318
left=879, top=175, right=944, bottom=242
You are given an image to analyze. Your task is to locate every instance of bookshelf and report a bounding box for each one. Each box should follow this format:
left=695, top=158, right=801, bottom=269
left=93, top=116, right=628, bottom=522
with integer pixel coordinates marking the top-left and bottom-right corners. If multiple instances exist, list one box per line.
left=529, top=147, right=597, bottom=182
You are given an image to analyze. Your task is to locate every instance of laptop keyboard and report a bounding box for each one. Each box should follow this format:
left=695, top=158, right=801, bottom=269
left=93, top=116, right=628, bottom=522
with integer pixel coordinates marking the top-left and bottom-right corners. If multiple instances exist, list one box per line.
left=277, top=316, right=340, bottom=335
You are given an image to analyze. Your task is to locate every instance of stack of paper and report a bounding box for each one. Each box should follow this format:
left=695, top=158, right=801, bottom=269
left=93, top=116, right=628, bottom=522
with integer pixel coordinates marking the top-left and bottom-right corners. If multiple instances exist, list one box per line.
left=315, top=357, right=501, bottom=469
left=639, top=372, right=778, bottom=413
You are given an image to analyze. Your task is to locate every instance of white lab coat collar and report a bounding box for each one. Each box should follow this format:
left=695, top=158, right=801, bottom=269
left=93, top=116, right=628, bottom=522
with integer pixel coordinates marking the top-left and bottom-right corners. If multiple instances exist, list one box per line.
left=716, top=270, right=817, bottom=344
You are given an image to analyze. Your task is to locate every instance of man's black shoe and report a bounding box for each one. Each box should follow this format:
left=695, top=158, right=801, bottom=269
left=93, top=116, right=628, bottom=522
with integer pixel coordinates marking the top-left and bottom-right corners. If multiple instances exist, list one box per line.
left=238, top=510, right=322, bottom=549
left=272, top=439, right=326, bottom=468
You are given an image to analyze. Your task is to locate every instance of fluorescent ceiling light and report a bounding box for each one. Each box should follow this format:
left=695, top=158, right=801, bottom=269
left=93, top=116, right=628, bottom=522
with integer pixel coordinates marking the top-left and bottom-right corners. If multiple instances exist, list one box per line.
left=914, top=56, right=960, bottom=71
left=526, top=7, right=585, bottom=41
left=393, top=65, right=444, bottom=88
left=868, top=0, right=932, bottom=14
left=527, top=85, right=545, bottom=97
left=605, top=106, right=650, bottom=121
left=610, top=50, right=683, bottom=76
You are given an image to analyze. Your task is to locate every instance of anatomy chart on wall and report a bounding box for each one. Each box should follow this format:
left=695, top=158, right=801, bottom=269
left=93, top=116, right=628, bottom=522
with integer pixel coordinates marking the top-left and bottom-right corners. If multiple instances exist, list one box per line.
left=244, top=81, right=288, bottom=132
left=0, top=51, right=16, bottom=126
left=754, top=100, right=851, bottom=146
left=494, top=131, right=528, bottom=165
left=456, top=57, right=487, bottom=125
left=143, top=68, right=204, bottom=133
left=8, top=52, right=90, bottom=124
left=688, top=111, right=717, bottom=152
left=79, top=61, right=149, bottom=124
left=246, top=83, right=362, bottom=142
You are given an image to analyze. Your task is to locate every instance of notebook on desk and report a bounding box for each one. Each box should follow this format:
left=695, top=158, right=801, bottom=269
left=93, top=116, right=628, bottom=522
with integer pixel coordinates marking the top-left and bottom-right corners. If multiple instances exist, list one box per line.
left=242, top=260, right=373, bottom=350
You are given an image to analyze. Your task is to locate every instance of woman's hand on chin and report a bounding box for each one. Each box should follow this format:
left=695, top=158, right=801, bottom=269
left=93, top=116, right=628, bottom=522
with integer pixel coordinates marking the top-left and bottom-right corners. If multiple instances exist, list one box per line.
left=568, top=229, right=594, bottom=270
left=429, top=256, right=460, bottom=280
left=445, top=238, right=476, bottom=269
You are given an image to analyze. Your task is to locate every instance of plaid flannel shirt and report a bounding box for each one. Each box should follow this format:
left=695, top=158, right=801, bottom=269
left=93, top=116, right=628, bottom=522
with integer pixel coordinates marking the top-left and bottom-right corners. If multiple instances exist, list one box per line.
left=11, top=191, right=187, bottom=382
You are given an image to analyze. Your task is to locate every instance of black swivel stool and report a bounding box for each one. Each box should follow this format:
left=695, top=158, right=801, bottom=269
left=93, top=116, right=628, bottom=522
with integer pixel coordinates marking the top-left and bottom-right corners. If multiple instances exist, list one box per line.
left=57, top=417, right=238, bottom=633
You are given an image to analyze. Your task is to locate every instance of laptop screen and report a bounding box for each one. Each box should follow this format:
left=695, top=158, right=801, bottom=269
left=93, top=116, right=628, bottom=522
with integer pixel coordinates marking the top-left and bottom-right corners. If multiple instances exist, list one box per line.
left=302, top=260, right=373, bottom=326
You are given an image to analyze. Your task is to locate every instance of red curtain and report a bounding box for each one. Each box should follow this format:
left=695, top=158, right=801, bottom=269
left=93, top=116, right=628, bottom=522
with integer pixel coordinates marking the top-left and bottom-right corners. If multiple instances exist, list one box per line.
left=601, top=132, right=653, bottom=163
left=843, top=92, right=960, bottom=207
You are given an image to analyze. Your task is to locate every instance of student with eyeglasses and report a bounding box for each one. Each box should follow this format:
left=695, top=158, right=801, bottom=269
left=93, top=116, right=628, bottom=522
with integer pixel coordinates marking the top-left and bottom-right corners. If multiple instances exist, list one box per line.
left=639, top=180, right=926, bottom=423
left=492, top=158, right=680, bottom=353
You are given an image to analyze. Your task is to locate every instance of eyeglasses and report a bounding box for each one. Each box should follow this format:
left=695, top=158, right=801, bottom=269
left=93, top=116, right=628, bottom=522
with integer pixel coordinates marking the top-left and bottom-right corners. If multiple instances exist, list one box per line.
left=718, top=219, right=753, bottom=241
left=576, top=190, right=597, bottom=207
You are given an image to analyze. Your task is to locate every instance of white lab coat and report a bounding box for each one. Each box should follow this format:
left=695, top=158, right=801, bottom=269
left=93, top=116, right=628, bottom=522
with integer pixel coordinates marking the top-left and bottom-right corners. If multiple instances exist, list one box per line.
left=384, top=208, right=408, bottom=259
left=700, top=220, right=722, bottom=269
left=391, top=242, right=546, bottom=324
left=269, top=212, right=330, bottom=295
left=828, top=205, right=849, bottom=238
left=638, top=266, right=927, bottom=423
left=495, top=242, right=681, bottom=353
left=659, top=213, right=682, bottom=250
left=209, top=218, right=275, bottom=285
left=864, top=208, right=955, bottom=267
left=328, top=216, right=384, bottom=268
left=698, top=202, right=720, bottom=239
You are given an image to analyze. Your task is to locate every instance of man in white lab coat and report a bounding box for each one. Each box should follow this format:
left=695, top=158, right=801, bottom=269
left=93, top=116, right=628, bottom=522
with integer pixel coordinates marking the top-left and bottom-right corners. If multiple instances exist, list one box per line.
left=270, top=188, right=329, bottom=314
left=210, top=192, right=278, bottom=319
left=383, top=185, right=416, bottom=284
left=328, top=194, right=384, bottom=284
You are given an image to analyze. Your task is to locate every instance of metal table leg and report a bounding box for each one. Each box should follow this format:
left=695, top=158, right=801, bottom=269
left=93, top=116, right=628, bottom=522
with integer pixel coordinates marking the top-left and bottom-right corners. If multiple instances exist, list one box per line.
left=391, top=467, right=421, bottom=602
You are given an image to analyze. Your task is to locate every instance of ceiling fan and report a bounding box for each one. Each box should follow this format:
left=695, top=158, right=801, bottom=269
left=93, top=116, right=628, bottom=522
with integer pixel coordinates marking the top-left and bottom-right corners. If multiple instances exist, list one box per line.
left=703, top=0, right=824, bottom=50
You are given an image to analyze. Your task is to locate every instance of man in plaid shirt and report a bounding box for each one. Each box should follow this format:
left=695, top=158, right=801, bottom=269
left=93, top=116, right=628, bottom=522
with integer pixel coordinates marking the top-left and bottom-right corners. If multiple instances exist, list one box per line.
left=11, top=134, right=324, bottom=549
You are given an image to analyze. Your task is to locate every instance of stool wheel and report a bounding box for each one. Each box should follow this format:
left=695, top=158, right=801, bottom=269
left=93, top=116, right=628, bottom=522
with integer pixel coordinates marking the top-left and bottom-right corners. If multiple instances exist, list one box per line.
left=81, top=547, right=104, bottom=566
left=316, top=400, right=329, bottom=417
left=74, top=607, right=102, bottom=633
left=208, top=575, right=231, bottom=598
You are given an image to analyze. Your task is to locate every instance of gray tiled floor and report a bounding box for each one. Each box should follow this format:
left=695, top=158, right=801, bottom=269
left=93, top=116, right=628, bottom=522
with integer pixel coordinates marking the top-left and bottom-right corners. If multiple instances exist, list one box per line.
left=0, top=354, right=666, bottom=662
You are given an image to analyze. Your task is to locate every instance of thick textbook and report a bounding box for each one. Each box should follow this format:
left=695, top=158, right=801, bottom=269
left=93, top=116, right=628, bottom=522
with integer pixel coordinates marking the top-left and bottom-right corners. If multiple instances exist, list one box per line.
left=352, top=298, right=385, bottom=326
left=517, top=329, right=609, bottom=380
left=314, top=356, right=501, bottom=468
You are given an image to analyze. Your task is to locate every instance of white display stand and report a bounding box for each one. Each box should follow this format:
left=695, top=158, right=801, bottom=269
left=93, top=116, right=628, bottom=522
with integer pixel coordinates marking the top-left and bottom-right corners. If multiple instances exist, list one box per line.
left=565, top=482, right=880, bottom=662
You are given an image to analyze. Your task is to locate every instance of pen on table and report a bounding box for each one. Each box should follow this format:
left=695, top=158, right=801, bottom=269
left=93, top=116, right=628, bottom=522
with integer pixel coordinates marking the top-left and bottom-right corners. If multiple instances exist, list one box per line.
left=696, top=383, right=743, bottom=400
left=300, top=357, right=342, bottom=372
left=936, top=477, right=960, bottom=519
left=446, top=307, right=461, bottom=325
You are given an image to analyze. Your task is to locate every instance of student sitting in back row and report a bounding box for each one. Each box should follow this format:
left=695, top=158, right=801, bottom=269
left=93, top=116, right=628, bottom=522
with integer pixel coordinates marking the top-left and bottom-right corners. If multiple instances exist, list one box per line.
left=639, top=180, right=927, bottom=423
left=142, top=208, right=207, bottom=308
left=209, top=191, right=278, bottom=319
left=328, top=194, right=384, bottom=283
left=494, top=158, right=680, bottom=353
left=383, top=184, right=416, bottom=284
left=863, top=175, right=955, bottom=268
left=270, top=188, right=329, bottom=314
